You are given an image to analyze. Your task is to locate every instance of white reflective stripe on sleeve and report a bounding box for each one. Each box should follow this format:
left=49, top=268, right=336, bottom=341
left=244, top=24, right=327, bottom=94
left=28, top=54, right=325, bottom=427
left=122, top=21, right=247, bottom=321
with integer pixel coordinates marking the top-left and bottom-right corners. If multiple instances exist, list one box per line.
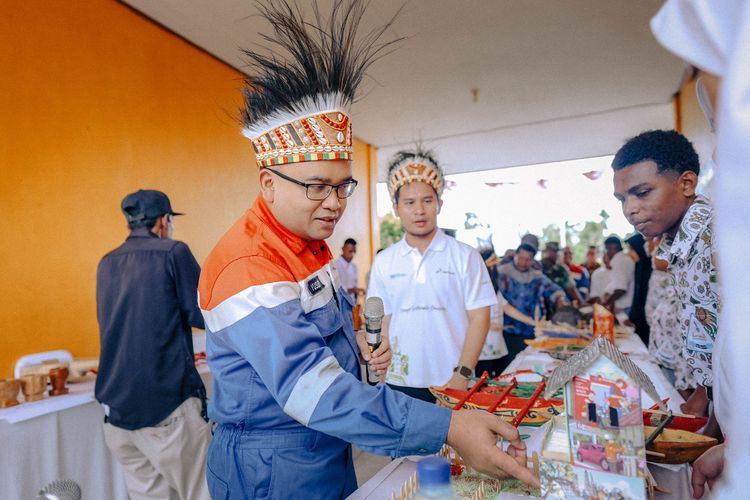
left=201, top=281, right=301, bottom=332
left=299, top=265, right=335, bottom=314
left=283, top=355, right=345, bottom=426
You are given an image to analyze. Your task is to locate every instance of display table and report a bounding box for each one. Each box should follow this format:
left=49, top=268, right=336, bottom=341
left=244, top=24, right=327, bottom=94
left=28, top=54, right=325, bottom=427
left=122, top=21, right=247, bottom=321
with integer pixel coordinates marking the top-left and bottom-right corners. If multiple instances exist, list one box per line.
left=0, top=366, right=211, bottom=499
left=348, top=454, right=692, bottom=500
left=350, top=333, right=693, bottom=499
left=0, top=381, right=128, bottom=500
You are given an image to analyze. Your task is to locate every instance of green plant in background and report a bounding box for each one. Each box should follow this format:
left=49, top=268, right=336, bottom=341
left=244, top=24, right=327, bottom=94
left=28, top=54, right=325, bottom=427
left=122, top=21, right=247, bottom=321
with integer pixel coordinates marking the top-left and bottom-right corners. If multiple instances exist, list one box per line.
left=541, top=224, right=562, bottom=248
left=538, top=210, right=611, bottom=263
left=379, top=213, right=405, bottom=249
left=569, top=210, right=610, bottom=262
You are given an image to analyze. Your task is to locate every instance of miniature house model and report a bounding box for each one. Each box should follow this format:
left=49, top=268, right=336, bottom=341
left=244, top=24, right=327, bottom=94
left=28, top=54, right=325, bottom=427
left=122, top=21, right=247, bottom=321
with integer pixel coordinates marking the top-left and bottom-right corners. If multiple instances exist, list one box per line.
left=538, top=336, right=666, bottom=500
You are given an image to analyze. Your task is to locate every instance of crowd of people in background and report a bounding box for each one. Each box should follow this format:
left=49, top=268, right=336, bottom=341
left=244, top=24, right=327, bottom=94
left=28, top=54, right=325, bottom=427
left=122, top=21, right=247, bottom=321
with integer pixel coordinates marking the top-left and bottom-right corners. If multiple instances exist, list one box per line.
left=359, top=129, right=721, bottom=451
left=92, top=0, right=747, bottom=496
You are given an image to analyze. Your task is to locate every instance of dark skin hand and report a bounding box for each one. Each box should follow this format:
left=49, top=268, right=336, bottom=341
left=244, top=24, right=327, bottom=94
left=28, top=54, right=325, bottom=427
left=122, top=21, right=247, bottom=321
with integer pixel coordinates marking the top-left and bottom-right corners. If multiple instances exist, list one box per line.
left=691, top=444, right=725, bottom=499
left=701, top=411, right=723, bottom=441
left=604, top=289, right=626, bottom=312
left=681, top=386, right=709, bottom=417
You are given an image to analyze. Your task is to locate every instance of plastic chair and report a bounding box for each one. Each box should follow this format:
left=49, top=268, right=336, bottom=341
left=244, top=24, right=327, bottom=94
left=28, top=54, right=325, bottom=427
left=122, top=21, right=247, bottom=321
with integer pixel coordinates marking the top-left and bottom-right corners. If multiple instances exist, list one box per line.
left=14, top=350, right=73, bottom=379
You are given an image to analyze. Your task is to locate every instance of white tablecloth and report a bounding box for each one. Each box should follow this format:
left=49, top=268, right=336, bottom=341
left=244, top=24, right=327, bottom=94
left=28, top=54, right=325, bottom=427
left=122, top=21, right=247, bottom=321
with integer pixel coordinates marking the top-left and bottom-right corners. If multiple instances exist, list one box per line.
left=0, top=366, right=212, bottom=500
left=350, top=333, right=693, bottom=499
left=0, top=382, right=128, bottom=500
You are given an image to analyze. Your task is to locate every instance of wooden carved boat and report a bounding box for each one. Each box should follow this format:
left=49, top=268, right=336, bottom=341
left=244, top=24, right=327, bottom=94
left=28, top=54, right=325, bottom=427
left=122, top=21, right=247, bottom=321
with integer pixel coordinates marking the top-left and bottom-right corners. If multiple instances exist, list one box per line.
left=643, top=426, right=718, bottom=464
left=642, top=399, right=708, bottom=433
left=524, top=337, right=590, bottom=351
left=642, top=411, right=708, bottom=433
left=429, top=386, right=563, bottom=426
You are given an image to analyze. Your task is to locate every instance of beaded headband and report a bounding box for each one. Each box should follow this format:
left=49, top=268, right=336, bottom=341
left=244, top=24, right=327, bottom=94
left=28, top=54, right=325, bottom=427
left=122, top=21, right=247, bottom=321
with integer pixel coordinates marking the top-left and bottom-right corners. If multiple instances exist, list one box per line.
left=242, top=95, right=353, bottom=168
left=387, top=148, right=445, bottom=201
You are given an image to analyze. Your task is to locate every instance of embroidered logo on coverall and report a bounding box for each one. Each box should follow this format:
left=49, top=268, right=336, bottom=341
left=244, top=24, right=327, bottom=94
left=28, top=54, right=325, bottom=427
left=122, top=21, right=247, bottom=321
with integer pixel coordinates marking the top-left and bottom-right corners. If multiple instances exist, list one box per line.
left=307, top=276, right=326, bottom=295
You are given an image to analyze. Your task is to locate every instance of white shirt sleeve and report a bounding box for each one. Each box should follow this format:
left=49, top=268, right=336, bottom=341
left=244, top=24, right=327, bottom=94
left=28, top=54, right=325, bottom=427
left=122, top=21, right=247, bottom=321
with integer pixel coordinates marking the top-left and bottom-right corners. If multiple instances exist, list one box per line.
left=590, top=267, right=609, bottom=298
left=366, top=254, right=391, bottom=315
left=463, top=248, right=499, bottom=311
left=496, top=290, right=508, bottom=308
left=607, top=252, right=635, bottom=294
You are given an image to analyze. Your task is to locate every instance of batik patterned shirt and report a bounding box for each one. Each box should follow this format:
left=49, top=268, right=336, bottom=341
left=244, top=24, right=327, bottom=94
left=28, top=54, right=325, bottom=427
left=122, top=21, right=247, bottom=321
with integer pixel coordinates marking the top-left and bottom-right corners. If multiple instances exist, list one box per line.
left=657, top=195, right=720, bottom=387
left=495, top=262, right=567, bottom=337
left=646, top=269, right=694, bottom=390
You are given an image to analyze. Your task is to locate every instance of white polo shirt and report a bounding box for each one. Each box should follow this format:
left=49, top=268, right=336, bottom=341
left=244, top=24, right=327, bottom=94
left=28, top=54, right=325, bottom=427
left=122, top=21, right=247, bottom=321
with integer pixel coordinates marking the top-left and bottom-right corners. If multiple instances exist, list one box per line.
left=589, top=266, right=611, bottom=300
left=603, top=251, right=635, bottom=311
left=334, top=255, right=359, bottom=302
left=367, top=230, right=497, bottom=388
left=480, top=292, right=509, bottom=361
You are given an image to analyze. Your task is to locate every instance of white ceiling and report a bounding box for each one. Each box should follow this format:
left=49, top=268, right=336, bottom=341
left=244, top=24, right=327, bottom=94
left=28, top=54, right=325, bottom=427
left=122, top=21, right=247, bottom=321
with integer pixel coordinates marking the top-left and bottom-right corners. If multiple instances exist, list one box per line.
left=121, top=0, right=685, bottom=179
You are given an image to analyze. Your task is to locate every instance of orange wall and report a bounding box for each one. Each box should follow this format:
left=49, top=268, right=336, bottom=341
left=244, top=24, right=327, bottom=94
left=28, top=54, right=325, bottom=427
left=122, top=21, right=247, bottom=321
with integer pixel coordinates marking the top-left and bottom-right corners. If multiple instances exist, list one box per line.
left=676, top=77, right=715, bottom=172
left=0, top=0, right=376, bottom=377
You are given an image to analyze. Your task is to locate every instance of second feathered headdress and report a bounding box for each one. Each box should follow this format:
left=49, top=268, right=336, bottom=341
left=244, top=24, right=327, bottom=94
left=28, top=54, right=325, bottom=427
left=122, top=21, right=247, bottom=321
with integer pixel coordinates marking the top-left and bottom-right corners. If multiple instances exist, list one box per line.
left=241, top=0, right=401, bottom=168
left=387, top=145, right=445, bottom=201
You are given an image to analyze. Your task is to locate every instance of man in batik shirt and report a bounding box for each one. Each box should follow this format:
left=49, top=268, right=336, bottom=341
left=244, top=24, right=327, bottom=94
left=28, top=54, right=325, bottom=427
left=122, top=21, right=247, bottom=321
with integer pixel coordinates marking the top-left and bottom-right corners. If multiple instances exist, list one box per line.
left=495, top=243, right=568, bottom=365
left=656, top=196, right=719, bottom=414
left=612, top=129, right=720, bottom=435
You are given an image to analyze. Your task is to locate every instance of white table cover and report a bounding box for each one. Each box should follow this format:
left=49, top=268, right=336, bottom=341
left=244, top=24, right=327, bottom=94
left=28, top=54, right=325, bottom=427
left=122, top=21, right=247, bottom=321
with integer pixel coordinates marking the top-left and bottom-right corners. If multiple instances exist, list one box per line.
left=0, top=366, right=212, bottom=500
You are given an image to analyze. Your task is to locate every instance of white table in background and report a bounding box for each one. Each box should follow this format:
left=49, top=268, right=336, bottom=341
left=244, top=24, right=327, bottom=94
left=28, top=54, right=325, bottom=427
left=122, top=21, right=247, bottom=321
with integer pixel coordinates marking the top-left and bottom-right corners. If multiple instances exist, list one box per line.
left=0, top=365, right=211, bottom=500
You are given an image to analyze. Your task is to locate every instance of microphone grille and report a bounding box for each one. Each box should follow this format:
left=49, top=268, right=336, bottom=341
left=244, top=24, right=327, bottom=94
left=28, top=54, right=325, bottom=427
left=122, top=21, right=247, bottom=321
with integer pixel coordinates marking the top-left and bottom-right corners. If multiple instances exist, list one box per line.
left=364, top=297, right=384, bottom=318
left=37, top=479, right=81, bottom=500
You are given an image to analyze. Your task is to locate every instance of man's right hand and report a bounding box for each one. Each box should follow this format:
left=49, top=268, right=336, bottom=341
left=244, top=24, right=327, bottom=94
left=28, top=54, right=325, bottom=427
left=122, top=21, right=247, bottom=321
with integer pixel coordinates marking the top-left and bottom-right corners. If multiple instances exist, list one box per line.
left=446, top=410, right=540, bottom=488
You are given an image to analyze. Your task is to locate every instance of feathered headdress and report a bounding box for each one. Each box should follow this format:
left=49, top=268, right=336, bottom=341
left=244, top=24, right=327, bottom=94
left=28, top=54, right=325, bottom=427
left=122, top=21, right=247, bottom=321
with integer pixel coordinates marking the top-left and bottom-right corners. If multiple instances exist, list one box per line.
left=387, top=145, right=445, bottom=201
left=241, top=0, right=402, bottom=168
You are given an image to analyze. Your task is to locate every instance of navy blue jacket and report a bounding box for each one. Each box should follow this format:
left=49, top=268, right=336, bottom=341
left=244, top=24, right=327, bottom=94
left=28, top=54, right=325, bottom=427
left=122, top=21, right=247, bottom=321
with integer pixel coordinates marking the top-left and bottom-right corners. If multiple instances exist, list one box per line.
left=95, top=227, right=205, bottom=429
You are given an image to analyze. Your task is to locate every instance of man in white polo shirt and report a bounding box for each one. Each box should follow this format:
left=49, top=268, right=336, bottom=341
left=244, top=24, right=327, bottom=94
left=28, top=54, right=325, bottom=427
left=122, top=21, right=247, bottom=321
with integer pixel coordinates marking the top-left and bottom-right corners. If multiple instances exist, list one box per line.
left=601, top=235, right=635, bottom=323
left=367, top=146, right=496, bottom=402
left=334, top=238, right=363, bottom=302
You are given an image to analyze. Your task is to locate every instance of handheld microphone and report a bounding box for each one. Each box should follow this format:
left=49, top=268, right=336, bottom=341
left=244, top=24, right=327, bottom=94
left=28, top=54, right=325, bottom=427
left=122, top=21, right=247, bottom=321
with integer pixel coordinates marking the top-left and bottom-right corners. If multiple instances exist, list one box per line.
left=364, top=297, right=384, bottom=385
left=37, top=479, right=82, bottom=500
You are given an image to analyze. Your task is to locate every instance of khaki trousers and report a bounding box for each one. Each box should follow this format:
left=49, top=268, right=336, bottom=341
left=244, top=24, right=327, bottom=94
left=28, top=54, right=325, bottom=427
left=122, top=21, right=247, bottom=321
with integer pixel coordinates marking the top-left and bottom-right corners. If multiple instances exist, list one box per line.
left=103, top=397, right=211, bottom=500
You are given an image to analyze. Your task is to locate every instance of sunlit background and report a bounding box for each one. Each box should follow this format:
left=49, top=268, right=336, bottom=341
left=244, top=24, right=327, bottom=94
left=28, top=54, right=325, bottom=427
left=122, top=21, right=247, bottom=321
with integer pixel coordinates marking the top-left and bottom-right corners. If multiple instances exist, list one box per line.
left=377, top=155, right=639, bottom=259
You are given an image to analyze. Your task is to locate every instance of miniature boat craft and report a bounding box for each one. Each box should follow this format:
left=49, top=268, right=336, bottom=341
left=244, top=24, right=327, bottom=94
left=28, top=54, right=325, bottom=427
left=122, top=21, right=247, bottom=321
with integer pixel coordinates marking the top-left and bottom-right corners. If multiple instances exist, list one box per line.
left=643, top=426, right=718, bottom=464
left=430, top=386, right=563, bottom=426
left=642, top=400, right=708, bottom=433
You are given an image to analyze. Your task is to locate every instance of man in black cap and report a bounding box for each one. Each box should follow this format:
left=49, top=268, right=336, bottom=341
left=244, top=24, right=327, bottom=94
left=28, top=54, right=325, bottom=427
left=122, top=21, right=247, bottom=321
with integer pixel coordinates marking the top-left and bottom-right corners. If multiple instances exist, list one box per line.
left=95, top=189, right=210, bottom=500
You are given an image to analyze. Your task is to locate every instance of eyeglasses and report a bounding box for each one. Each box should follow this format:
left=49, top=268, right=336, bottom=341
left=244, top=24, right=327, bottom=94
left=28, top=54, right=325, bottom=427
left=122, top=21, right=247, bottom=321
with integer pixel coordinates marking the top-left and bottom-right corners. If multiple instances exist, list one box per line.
left=264, top=167, right=358, bottom=201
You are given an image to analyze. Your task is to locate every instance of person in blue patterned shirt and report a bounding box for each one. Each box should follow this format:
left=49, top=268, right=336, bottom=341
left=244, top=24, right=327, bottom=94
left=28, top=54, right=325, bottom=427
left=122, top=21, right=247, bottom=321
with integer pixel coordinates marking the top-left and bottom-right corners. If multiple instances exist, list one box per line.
left=494, top=243, right=568, bottom=368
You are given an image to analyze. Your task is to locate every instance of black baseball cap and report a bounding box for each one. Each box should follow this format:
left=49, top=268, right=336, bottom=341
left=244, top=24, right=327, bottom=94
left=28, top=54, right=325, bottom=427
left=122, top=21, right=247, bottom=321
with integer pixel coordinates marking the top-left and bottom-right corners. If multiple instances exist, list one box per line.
left=121, top=189, right=184, bottom=222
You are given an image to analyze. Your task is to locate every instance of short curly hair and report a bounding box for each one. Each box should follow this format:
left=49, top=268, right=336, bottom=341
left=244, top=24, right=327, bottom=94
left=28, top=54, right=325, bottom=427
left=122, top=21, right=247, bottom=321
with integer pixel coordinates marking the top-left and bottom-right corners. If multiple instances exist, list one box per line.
left=612, top=130, right=700, bottom=176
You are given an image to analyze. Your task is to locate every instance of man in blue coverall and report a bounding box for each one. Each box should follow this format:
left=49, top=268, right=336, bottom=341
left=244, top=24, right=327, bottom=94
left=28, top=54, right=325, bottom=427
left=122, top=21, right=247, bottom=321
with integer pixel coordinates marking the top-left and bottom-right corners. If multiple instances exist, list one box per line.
left=198, top=2, right=539, bottom=497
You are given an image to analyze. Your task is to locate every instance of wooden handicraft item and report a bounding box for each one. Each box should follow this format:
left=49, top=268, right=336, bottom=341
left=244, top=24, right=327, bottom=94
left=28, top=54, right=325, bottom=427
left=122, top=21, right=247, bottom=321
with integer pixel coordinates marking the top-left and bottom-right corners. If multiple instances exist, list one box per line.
left=48, top=366, right=70, bottom=396
left=0, top=378, right=22, bottom=408
left=538, top=336, right=667, bottom=499
left=430, top=372, right=563, bottom=427
left=592, top=304, right=615, bottom=343
left=642, top=426, right=717, bottom=465
left=20, top=374, right=48, bottom=402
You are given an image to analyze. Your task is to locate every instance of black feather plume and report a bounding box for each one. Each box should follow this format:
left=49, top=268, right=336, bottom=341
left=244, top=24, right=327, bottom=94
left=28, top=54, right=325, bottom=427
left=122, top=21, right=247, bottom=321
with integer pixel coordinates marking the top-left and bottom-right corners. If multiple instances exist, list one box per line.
left=387, top=144, right=441, bottom=176
left=241, top=0, right=404, bottom=134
